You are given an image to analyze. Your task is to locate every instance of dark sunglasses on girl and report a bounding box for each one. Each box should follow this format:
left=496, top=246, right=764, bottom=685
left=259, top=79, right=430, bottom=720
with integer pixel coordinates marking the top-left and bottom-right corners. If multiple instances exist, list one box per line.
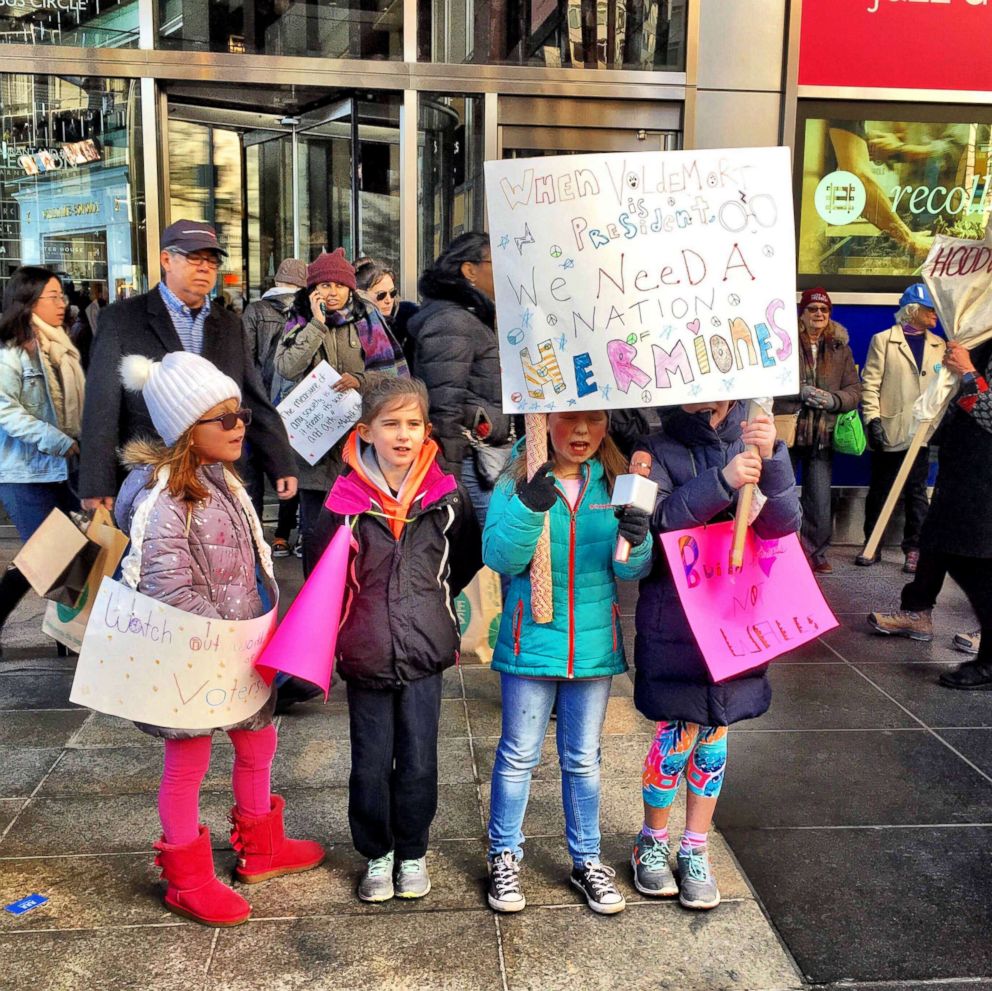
left=375, top=288, right=399, bottom=302
left=197, top=408, right=252, bottom=430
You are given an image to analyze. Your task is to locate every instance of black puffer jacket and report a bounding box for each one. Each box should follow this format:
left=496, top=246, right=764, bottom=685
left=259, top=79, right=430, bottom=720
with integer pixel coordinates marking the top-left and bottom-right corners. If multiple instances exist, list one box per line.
left=407, top=275, right=511, bottom=475
left=315, top=454, right=482, bottom=689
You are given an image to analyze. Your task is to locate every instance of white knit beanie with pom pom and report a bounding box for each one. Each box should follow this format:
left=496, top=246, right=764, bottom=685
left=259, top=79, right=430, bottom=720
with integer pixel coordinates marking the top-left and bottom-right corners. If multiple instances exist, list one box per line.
left=120, top=352, right=241, bottom=446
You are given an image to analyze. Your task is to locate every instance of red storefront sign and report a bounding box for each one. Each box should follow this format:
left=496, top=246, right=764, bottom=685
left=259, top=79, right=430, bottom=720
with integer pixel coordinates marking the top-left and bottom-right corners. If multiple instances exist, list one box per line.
left=798, top=0, right=991, bottom=93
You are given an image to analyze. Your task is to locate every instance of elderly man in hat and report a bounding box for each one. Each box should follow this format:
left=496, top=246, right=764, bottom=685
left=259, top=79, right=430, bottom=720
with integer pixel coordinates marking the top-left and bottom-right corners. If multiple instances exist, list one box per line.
left=79, top=220, right=297, bottom=511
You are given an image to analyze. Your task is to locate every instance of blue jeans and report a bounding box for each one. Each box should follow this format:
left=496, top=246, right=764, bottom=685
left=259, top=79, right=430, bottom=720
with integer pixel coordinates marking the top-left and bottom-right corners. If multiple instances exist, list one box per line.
left=0, top=481, right=78, bottom=542
left=488, top=673, right=612, bottom=868
left=461, top=454, right=493, bottom=528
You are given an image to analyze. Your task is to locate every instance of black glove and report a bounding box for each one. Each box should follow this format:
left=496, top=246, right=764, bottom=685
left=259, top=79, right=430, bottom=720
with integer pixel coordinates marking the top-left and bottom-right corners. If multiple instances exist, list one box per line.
left=615, top=506, right=651, bottom=548
left=868, top=419, right=886, bottom=450
left=516, top=461, right=558, bottom=512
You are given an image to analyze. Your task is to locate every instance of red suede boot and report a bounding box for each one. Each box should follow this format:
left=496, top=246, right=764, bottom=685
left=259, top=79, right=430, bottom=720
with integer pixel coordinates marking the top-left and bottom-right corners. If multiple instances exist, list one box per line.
left=230, top=794, right=326, bottom=883
left=153, top=825, right=251, bottom=926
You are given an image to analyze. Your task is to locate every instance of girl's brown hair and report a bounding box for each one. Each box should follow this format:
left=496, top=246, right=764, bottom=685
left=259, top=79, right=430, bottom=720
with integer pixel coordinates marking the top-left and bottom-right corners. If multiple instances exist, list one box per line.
left=359, top=374, right=430, bottom=425
left=504, top=415, right=629, bottom=489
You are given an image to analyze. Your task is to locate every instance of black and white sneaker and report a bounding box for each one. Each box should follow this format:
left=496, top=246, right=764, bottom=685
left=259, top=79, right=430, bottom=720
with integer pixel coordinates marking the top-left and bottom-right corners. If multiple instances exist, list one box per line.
left=488, top=850, right=527, bottom=912
left=487, top=850, right=526, bottom=913
left=570, top=861, right=626, bottom=914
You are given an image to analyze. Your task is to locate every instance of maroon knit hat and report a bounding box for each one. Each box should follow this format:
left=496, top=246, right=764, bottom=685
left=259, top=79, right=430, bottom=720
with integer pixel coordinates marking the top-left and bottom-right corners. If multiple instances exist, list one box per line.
left=799, top=287, right=832, bottom=312
left=307, top=248, right=356, bottom=291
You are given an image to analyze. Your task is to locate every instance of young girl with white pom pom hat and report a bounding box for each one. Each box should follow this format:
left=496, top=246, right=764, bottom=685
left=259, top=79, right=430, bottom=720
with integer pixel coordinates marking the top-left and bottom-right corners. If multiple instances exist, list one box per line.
left=114, top=351, right=324, bottom=927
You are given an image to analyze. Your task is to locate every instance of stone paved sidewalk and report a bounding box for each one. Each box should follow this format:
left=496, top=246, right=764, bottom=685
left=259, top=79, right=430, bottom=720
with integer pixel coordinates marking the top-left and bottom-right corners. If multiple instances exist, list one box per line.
left=0, top=549, right=802, bottom=991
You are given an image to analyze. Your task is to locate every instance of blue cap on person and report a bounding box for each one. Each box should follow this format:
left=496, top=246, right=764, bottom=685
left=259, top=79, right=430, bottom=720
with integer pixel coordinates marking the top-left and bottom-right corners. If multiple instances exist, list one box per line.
left=161, top=219, right=228, bottom=257
left=119, top=352, right=240, bottom=446
left=899, top=283, right=935, bottom=310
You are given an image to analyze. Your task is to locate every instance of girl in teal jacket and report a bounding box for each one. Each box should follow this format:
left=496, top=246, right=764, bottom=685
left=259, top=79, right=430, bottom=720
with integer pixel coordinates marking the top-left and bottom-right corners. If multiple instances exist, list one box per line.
left=482, top=410, right=652, bottom=917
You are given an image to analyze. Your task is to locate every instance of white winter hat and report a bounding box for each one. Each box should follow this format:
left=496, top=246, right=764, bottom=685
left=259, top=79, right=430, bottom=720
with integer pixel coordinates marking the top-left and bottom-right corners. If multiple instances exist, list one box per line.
left=120, top=352, right=241, bottom=446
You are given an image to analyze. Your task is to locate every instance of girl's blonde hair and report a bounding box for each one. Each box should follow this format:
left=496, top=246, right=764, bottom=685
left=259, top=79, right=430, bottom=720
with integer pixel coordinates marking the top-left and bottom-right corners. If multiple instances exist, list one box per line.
left=504, top=417, right=628, bottom=488
left=120, top=429, right=234, bottom=506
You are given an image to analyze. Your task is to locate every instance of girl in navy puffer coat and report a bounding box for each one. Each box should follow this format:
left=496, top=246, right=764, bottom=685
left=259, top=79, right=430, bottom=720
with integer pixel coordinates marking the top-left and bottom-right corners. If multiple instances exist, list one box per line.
left=630, top=400, right=800, bottom=913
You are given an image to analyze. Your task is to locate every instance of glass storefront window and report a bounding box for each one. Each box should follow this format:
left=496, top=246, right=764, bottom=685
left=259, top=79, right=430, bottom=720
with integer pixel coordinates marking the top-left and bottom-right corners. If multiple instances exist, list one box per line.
left=0, top=74, right=146, bottom=304
left=419, top=0, right=686, bottom=70
left=418, top=94, right=485, bottom=275
left=158, top=0, right=401, bottom=60
left=0, top=0, right=139, bottom=47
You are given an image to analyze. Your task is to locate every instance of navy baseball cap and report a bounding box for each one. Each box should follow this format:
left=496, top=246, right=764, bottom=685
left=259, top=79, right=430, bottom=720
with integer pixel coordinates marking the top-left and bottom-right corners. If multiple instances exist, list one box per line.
left=161, top=219, right=228, bottom=257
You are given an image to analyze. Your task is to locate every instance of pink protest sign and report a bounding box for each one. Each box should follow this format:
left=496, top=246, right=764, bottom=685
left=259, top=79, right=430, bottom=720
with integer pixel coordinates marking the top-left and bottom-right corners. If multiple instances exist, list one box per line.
left=659, top=522, right=838, bottom=683
left=255, top=523, right=353, bottom=699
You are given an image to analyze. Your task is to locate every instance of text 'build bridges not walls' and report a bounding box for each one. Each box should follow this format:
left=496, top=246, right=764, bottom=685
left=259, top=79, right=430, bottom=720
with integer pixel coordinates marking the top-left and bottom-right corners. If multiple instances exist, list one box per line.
left=484, top=147, right=801, bottom=413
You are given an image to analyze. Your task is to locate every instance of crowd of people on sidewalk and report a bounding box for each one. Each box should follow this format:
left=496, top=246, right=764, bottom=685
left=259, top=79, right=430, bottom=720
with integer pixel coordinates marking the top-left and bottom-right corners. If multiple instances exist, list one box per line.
left=0, top=217, right=989, bottom=928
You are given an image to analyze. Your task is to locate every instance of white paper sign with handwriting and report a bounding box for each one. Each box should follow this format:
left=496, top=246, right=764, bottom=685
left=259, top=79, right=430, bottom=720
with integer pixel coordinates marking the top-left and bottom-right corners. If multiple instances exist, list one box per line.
left=69, top=577, right=276, bottom=729
left=483, top=147, right=800, bottom=413
left=277, top=361, right=362, bottom=466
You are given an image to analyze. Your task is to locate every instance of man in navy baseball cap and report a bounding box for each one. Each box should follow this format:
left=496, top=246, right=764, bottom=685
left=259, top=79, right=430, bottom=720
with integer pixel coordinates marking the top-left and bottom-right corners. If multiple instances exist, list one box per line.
left=160, top=219, right=228, bottom=257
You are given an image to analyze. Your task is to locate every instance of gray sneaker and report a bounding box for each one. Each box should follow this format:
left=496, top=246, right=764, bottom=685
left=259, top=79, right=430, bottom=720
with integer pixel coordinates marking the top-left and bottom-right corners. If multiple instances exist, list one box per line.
left=395, top=857, right=431, bottom=899
left=357, top=851, right=394, bottom=902
left=676, top=846, right=721, bottom=910
left=954, top=629, right=981, bottom=655
left=630, top=833, right=678, bottom=897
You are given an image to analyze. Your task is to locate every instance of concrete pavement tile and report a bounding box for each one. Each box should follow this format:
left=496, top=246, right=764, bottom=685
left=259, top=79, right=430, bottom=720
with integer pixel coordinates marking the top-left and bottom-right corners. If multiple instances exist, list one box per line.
left=246, top=838, right=491, bottom=918
left=721, top=825, right=992, bottom=984
left=0, top=797, right=26, bottom=832
left=0, top=709, right=88, bottom=747
left=270, top=736, right=477, bottom=789
left=938, top=728, right=992, bottom=776
left=0, top=783, right=484, bottom=855
left=0, top=672, right=75, bottom=709
left=66, top=712, right=172, bottom=749
left=39, top=746, right=230, bottom=796
left=0, top=746, right=62, bottom=798
left=719, top=730, right=992, bottom=828
left=852, top=662, right=992, bottom=729
left=0, top=854, right=170, bottom=931
left=0, top=656, right=76, bottom=674
left=499, top=900, right=801, bottom=991
left=744, top=664, right=917, bottom=730
left=481, top=777, right=644, bottom=838
left=205, top=911, right=503, bottom=991
left=770, top=638, right=848, bottom=665
left=0, top=927, right=214, bottom=991
left=820, top=623, right=962, bottom=665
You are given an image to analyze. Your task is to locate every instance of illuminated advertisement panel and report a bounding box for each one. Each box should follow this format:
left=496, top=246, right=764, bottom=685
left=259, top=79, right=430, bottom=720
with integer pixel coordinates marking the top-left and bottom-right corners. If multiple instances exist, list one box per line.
left=796, top=102, right=992, bottom=289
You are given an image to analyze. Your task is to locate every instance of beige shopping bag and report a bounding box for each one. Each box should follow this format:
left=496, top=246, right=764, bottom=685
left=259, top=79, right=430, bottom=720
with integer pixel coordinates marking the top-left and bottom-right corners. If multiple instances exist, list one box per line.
left=454, top=567, right=503, bottom=665
left=13, top=509, right=102, bottom=607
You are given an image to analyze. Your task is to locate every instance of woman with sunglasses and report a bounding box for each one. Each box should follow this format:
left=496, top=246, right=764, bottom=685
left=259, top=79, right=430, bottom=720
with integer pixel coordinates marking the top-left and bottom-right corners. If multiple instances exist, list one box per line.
left=354, top=257, right=419, bottom=371
left=0, top=266, right=86, bottom=647
left=773, top=287, right=861, bottom=574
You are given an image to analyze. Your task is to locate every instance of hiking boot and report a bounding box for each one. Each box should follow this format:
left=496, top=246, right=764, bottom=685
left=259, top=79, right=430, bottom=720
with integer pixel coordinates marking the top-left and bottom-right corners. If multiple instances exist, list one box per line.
left=938, top=660, right=992, bottom=691
left=357, top=851, right=395, bottom=902
left=953, top=629, right=981, bottom=655
left=395, top=857, right=431, bottom=899
left=903, top=549, right=920, bottom=574
left=676, top=846, right=721, bottom=911
left=270, top=537, right=291, bottom=558
left=630, top=833, right=678, bottom=897
left=867, top=608, right=933, bottom=642
left=569, top=861, right=626, bottom=915
left=487, top=850, right=525, bottom=913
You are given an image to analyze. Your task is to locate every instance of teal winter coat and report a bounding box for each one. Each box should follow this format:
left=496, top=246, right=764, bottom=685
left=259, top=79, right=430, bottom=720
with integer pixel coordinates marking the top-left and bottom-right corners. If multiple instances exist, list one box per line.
left=483, top=456, right=652, bottom=679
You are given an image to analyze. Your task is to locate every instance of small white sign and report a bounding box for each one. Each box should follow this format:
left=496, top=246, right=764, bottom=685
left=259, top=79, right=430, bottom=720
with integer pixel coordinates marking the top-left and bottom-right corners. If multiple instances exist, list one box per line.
left=277, top=361, right=362, bottom=466
left=69, top=578, right=276, bottom=730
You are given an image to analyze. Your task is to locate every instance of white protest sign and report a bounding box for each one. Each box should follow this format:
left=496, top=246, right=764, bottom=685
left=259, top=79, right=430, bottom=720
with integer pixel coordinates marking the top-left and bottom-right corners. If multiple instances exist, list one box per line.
left=69, top=577, right=276, bottom=729
left=484, top=148, right=800, bottom=412
left=277, top=361, right=362, bottom=465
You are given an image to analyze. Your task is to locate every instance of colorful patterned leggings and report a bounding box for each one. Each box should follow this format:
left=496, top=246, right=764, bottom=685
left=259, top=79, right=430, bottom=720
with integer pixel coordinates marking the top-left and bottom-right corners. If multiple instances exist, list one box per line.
left=642, top=721, right=729, bottom=809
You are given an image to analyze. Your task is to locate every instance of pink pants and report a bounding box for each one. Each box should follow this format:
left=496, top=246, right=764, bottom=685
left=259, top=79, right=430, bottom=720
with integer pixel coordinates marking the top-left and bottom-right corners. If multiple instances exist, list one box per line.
left=158, top=724, right=278, bottom=845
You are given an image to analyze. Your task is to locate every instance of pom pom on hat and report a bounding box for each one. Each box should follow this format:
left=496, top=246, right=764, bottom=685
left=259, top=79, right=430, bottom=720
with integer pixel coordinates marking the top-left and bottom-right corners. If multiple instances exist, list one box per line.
left=118, top=351, right=241, bottom=446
